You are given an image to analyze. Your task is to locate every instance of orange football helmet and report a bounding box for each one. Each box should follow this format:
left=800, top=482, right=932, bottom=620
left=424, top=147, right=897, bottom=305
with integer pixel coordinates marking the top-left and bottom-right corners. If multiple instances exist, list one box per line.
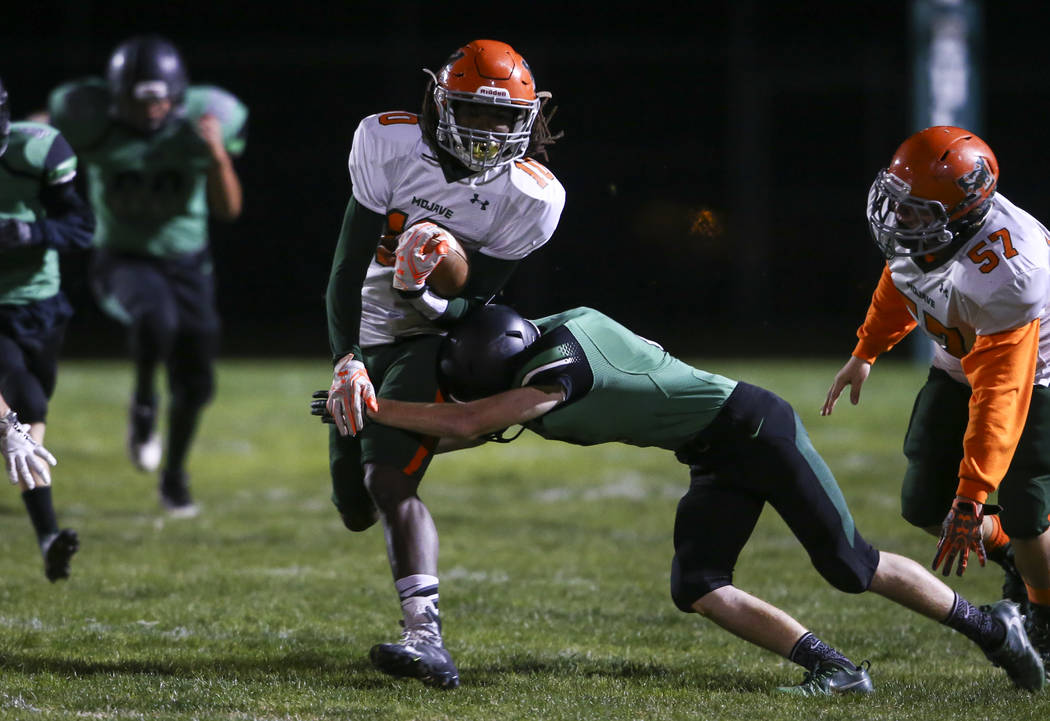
left=429, top=39, right=541, bottom=172
left=868, top=126, right=999, bottom=258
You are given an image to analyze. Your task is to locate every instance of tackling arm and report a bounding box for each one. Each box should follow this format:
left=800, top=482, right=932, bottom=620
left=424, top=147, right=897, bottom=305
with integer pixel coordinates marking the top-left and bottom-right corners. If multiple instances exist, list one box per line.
left=370, top=385, right=564, bottom=440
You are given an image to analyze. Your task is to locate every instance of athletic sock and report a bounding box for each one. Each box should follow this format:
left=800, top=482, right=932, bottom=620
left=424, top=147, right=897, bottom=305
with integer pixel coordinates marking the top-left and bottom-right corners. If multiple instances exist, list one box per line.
left=984, top=516, right=1011, bottom=561
left=395, top=574, right=441, bottom=627
left=942, top=592, right=1006, bottom=651
left=166, top=400, right=203, bottom=472
left=21, top=487, right=59, bottom=544
left=788, top=632, right=856, bottom=671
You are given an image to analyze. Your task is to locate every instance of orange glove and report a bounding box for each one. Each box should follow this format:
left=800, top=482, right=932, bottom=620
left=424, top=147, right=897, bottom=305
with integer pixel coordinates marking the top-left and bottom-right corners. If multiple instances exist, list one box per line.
left=932, top=497, right=987, bottom=577
left=392, top=222, right=452, bottom=291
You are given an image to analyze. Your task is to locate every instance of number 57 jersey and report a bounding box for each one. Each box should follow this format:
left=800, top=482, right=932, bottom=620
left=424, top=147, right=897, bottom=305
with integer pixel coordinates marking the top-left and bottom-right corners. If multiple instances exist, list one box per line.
left=885, top=193, right=1050, bottom=386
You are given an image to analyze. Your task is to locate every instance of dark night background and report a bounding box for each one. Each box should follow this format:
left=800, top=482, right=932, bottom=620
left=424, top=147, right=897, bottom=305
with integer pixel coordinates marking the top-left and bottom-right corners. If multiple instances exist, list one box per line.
left=4, top=1, right=1049, bottom=361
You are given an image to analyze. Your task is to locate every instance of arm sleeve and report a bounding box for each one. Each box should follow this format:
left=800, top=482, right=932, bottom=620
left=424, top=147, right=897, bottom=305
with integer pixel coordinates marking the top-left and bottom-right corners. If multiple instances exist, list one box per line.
left=434, top=253, right=520, bottom=325
left=325, top=194, right=385, bottom=363
left=24, top=133, right=94, bottom=252
left=852, top=265, right=918, bottom=363
left=28, top=180, right=95, bottom=252
left=956, top=319, right=1040, bottom=503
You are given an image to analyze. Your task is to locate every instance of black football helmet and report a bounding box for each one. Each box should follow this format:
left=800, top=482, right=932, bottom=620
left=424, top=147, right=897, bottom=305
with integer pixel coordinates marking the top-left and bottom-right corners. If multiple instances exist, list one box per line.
left=437, top=304, right=540, bottom=402
left=106, top=35, right=188, bottom=132
left=0, top=76, right=10, bottom=157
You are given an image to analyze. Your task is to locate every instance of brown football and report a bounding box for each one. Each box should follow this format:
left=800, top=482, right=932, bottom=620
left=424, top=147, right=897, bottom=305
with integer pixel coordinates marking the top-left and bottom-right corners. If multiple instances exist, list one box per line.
left=429, top=234, right=469, bottom=298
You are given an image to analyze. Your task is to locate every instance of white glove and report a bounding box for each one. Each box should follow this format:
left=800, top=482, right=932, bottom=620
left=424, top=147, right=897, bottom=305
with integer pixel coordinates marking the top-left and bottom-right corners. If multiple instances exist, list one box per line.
left=0, top=411, right=56, bottom=489
left=326, top=353, right=378, bottom=436
left=392, top=221, right=452, bottom=292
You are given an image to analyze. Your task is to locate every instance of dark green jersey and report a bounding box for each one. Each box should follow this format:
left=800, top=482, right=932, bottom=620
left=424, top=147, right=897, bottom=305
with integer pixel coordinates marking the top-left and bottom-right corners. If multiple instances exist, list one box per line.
left=515, top=308, right=738, bottom=451
left=48, top=78, right=247, bottom=258
left=0, top=122, right=79, bottom=304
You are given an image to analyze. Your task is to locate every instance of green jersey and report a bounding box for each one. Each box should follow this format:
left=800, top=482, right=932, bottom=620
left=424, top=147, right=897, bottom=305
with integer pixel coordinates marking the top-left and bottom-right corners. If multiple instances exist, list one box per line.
left=0, top=122, right=79, bottom=304
left=515, top=308, right=738, bottom=451
left=48, top=78, right=247, bottom=258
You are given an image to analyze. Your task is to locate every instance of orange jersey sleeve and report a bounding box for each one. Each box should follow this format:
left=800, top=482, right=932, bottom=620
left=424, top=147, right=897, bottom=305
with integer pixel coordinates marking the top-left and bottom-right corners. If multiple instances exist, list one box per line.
left=851, top=265, right=918, bottom=363
left=956, top=319, right=1041, bottom=503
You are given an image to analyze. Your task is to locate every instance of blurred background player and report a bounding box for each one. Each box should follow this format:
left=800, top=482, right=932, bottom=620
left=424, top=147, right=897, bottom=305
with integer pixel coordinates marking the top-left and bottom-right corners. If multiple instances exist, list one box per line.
left=43, top=35, right=247, bottom=516
left=316, top=303, right=1045, bottom=695
left=0, top=75, right=92, bottom=580
left=324, top=39, right=564, bottom=687
left=823, top=126, right=1050, bottom=671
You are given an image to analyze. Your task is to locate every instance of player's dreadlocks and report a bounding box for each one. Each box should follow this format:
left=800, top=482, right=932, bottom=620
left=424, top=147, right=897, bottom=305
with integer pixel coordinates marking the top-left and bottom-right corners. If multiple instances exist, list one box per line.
left=419, top=76, right=562, bottom=164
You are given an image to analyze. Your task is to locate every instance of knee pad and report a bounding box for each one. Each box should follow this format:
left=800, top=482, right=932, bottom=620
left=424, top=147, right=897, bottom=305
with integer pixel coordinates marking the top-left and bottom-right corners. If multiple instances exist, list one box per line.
left=132, top=313, right=178, bottom=361
left=812, top=555, right=872, bottom=594
left=670, top=556, right=732, bottom=612
left=170, top=364, right=215, bottom=409
left=330, top=453, right=378, bottom=532
left=340, top=508, right=379, bottom=532
left=0, top=369, right=48, bottom=424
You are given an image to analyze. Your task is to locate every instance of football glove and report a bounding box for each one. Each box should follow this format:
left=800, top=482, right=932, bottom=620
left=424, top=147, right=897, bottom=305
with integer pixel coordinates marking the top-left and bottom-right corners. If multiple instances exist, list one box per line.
left=932, top=496, right=987, bottom=577
left=0, top=411, right=56, bottom=489
left=311, top=390, right=334, bottom=424
left=0, top=219, right=33, bottom=251
left=326, top=353, right=378, bottom=437
left=392, top=221, right=451, bottom=292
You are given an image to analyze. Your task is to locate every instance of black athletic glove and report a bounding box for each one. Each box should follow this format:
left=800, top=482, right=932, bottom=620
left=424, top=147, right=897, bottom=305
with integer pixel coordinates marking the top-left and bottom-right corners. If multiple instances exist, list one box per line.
left=310, top=390, right=334, bottom=424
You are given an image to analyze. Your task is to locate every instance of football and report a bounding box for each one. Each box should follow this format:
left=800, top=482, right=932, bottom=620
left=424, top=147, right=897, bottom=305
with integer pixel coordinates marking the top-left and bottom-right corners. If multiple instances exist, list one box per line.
left=428, top=234, right=469, bottom=298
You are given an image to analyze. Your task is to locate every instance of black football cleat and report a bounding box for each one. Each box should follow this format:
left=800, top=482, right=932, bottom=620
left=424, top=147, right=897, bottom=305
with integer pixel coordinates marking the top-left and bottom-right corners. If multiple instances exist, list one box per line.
left=370, top=621, right=460, bottom=689
left=776, top=659, right=874, bottom=696
left=41, top=528, right=79, bottom=582
left=159, top=470, right=199, bottom=518
left=983, top=600, right=1045, bottom=691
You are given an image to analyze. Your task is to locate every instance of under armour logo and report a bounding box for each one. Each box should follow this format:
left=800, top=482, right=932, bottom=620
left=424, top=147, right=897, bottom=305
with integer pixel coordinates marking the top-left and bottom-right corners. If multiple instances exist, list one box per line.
left=470, top=193, right=489, bottom=210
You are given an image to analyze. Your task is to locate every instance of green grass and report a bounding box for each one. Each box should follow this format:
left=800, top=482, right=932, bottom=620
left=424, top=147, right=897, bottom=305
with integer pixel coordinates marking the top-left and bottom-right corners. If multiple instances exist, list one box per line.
left=1, top=357, right=1048, bottom=720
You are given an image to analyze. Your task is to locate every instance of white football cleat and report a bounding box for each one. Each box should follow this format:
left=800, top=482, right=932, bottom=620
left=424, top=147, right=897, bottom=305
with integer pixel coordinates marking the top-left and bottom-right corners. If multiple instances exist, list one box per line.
left=127, top=403, right=162, bottom=472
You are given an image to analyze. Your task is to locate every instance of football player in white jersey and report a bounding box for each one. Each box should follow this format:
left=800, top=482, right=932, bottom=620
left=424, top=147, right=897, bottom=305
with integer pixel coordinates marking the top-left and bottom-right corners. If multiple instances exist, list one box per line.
left=323, top=39, right=565, bottom=688
left=823, top=126, right=1050, bottom=670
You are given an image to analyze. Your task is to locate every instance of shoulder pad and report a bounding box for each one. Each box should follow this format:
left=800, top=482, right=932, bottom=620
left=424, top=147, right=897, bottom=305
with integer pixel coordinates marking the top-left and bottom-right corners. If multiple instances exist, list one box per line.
left=184, top=85, right=249, bottom=155
left=510, top=158, right=565, bottom=202
left=358, top=112, right=422, bottom=148
left=47, top=78, right=110, bottom=148
left=4, top=122, right=76, bottom=183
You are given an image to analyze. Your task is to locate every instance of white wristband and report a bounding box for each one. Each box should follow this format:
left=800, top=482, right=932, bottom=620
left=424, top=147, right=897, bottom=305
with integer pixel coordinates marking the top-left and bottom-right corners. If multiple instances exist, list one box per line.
left=406, top=288, right=450, bottom=320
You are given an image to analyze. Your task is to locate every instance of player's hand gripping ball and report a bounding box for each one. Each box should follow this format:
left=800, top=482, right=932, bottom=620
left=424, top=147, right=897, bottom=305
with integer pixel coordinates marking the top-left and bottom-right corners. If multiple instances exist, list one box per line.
left=391, top=221, right=469, bottom=297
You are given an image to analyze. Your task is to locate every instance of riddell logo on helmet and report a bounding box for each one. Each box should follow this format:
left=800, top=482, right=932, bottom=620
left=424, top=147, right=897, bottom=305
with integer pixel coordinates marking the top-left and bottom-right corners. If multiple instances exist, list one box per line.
left=476, top=86, right=511, bottom=99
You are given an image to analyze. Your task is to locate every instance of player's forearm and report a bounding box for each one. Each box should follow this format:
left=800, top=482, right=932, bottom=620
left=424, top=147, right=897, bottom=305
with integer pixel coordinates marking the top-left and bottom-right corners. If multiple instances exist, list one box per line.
left=33, top=182, right=95, bottom=252
left=956, top=322, right=1040, bottom=502
left=371, top=399, right=481, bottom=439
left=206, top=154, right=243, bottom=220
left=372, top=387, right=562, bottom=440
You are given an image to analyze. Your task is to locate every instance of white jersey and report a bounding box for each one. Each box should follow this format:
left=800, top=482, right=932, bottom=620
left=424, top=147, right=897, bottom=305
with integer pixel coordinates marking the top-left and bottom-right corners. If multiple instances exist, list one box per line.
left=888, top=193, right=1050, bottom=385
left=347, top=111, right=566, bottom=347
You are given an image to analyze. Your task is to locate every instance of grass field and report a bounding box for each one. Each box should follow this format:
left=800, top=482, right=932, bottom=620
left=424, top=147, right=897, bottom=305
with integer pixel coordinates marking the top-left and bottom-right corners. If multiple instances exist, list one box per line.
left=2, top=357, right=1049, bottom=720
